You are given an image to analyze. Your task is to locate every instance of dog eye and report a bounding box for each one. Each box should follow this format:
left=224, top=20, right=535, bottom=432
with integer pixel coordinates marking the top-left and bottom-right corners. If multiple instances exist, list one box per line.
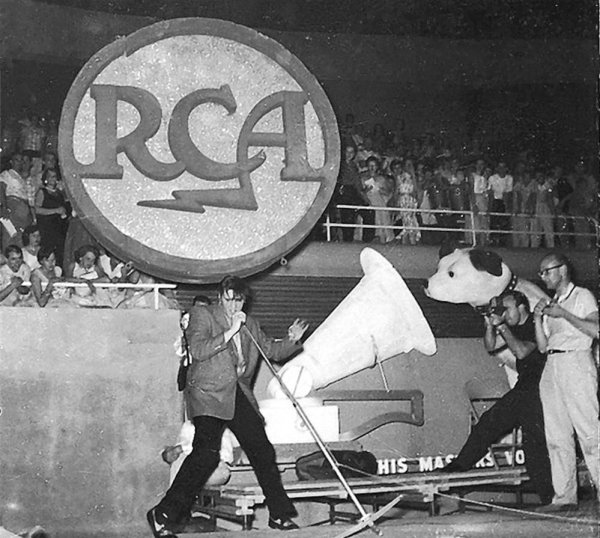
left=448, top=271, right=455, bottom=278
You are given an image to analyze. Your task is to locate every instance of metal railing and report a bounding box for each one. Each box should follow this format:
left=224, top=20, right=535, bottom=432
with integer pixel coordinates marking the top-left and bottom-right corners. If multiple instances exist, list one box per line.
left=21, top=282, right=176, bottom=310
left=323, top=205, right=599, bottom=248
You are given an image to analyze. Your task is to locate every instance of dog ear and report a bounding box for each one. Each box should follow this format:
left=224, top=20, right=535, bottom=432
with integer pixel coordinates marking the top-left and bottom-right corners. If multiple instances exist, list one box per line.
left=469, top=249, right=503, bottom=277
left=438, top=241, right=459, bottom=259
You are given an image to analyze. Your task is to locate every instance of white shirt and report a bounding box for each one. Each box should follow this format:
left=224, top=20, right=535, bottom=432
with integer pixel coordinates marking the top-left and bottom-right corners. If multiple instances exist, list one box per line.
left=23, top=249, right=40, bottom=271
left=0, top=262, right=31, bottom=306
left=0, top=169, right=28, bottom=201
left=472, top=172, right=488, bottom=194
left=488, top=174, right=513, bottom=199
left=544, top=283, right=597, bottom=351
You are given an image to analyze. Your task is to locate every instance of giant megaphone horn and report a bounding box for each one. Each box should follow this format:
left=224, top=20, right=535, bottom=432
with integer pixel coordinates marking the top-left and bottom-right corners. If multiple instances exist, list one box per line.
left=268, top=248, right=436, bottom=398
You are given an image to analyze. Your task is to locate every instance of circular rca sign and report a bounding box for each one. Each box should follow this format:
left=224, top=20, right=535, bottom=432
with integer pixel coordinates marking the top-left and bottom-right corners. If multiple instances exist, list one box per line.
left=59, top=18, right=339, bottom=283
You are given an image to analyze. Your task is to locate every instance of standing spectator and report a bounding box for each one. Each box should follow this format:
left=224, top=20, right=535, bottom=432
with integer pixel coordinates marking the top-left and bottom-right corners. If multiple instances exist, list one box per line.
left=530, top=171, right=555, bottom=249
left=487, top=161, right=513, bottom=246
left=147, top=276, right=308, bottom=535
left=566, top=161, right=596, bottom=250
left=18, top=113, right=46, bottom=157
left=335, top=145, right=363, bottom=242
left=360, top=156, right=394, bottom=244
left=418, top=166, right=438, bottom=236
left=44, top=118, right=59, bottom=154
left=391, top=159, right=421, bottom=245
left=21, top=224, right=42, bottom=270
left=467, top=158, right=489, bottom=246
left=0, top=152, right=34, bottom=247
left=533, top=254, right=599, bottom=512
left=550, top=165, right=572, bottom=247
left=511, top=167, right=536, bottom=248
left=35, top=168, right=69, bottom=268
left=0, top=245, right=31, bottom=306
left=370, top=123, right=388, bottom=154
left=355, top=137, right=379, bottom=173
left=339, top=113, right=363, bottom=148
left=447, top=167, right=468, bottom=243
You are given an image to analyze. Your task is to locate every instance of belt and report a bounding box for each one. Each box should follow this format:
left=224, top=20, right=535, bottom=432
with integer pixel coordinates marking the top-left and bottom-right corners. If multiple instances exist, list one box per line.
left=547, top=349, right=584, bottom=355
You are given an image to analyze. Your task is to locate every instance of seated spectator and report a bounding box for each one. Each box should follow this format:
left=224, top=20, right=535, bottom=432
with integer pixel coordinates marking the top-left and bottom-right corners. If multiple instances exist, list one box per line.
left=35, top=168, right=69, bottom=268
left=98, top=247, right=137, bottom=283
left=66, top=244, right=111, bottom=307
left=116, top=272, right=179, bottom=310
left=162, top=421, right=235, bottom=488
left=30, top=247, right=70, bottom=308
left=98, top=247, right=139, bottom=307
left=0, top=245, right=32, bottom=306
left=21, top=224, right=42, bottom=270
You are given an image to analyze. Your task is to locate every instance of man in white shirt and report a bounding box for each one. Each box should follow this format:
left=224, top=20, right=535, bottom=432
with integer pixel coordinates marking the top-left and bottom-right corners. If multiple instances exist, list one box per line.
left=533, top=253, right=599, bottom=512
left=0, top=152, right=34, bottom=246
left=487, top=161, right=513, bottom=246
left=0, top=245, right=32, bottom=306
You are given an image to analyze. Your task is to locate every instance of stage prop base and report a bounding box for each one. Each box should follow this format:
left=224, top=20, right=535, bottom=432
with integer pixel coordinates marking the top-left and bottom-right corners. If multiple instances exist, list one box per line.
left=191, top=467, right=529, bottom=531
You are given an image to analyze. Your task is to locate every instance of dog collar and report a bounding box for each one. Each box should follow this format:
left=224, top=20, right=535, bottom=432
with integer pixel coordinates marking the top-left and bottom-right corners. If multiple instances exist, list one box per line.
left=473, top=272, right=518, bottom=316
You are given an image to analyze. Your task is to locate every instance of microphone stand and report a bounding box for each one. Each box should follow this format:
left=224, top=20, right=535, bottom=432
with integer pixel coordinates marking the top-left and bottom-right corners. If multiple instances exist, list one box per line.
left=243, top=326, right=382, bottom=536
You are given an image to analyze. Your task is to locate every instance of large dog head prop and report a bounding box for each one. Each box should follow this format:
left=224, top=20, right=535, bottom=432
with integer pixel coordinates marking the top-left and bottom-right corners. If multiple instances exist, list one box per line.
left=424, top=247, right=547, bottom=309
left=267, top=248, right=436, bottom=399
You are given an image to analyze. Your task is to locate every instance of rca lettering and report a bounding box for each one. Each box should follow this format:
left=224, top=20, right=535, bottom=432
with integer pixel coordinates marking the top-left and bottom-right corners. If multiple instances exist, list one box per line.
left=67, top=84, right=326, bottom=213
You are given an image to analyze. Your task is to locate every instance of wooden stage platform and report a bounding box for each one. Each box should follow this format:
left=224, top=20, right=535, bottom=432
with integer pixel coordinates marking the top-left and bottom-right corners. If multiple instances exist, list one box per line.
left=191, top=467, right=529, bottom=531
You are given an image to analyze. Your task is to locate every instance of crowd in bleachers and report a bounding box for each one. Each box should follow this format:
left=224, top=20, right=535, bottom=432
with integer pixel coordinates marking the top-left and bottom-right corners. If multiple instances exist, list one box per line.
left=1, top=108, right=597, bottom=308
left=0, top=110, right=179, bottom=308
left=319, top=114, right=598, bottom=250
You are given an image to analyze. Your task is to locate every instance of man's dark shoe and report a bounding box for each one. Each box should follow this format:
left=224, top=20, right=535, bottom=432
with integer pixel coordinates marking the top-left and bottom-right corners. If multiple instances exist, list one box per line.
left=268, top=516, right=299, bottom=530
left=147, top=507, right=178, bottom=538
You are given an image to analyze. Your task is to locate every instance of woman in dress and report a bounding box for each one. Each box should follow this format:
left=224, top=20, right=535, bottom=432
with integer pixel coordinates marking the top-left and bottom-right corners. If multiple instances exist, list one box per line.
left=35, top=168, right=69, bottom=269
left=21, top=224, right=42, bottom=270
left=66, top=244, right=111, bottom=307
left=30, top=246, right=70, bottom=307
left=360, top=156, right=394, bottom=244
left=391, top=159, right=421, bottom=245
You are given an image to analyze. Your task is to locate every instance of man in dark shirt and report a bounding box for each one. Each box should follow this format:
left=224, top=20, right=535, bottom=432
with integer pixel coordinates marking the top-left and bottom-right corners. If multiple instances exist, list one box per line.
left=335, top=144, right=367, bottom=242
left=443, top=290, right=553, bottom=505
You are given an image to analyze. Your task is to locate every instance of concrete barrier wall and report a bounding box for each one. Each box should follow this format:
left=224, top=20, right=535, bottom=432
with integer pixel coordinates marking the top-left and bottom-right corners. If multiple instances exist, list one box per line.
left=0, top=304, right=546, bottom=534
left=0, top=308, right=181, bottom=536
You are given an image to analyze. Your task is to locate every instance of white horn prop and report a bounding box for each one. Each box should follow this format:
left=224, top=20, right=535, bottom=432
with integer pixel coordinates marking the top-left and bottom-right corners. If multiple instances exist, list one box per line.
left=268, top=248, right=436, bottom=399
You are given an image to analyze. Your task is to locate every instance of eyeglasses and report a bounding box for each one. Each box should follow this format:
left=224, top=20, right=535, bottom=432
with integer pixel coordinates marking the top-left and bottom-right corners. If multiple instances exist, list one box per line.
left=538, top=264, right=563, bottom=278
left=222, top=296, right=245, bottom=303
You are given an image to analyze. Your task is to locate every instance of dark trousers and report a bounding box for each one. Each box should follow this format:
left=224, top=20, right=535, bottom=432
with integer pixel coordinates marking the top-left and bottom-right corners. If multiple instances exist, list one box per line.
left=158, top=388, right=295, bottom=522
left=451, top=385, right=554, bottom=504
left=358, top=206, right=375, bottom=242
left=489, top=199, right=508, bottom=246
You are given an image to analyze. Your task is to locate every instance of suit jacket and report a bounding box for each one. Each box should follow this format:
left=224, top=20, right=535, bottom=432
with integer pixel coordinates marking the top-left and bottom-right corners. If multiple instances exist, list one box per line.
left=184, top=303, right=301, bottom=420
